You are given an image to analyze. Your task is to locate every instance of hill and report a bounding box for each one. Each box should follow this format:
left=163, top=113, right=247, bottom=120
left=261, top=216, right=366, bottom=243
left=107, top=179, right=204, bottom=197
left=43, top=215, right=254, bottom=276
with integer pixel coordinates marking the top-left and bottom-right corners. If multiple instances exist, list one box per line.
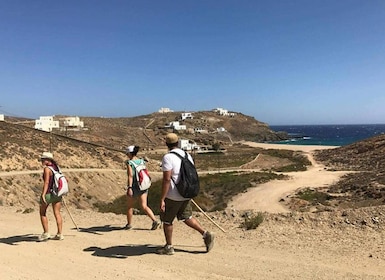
left=2, top=115, right=385, bottom=279
left=0, top=112, right=288, bottom=211
left=285, top=134, right=385, bottom=211
left=48, top=111, right=286, bottom=150
left=2, top=113, right=385, bottom=214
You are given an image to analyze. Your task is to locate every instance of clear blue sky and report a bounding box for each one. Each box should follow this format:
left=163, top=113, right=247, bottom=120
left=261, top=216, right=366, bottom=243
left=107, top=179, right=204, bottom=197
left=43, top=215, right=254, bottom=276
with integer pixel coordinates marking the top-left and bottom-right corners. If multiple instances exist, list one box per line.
left=1, top=0, right=384, bottom=125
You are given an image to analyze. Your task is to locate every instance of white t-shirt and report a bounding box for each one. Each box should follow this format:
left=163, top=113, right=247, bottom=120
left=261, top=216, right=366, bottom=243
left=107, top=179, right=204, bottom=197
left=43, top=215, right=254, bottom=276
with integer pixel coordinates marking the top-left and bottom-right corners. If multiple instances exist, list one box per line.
left=161, top=148, right=194, bottom=201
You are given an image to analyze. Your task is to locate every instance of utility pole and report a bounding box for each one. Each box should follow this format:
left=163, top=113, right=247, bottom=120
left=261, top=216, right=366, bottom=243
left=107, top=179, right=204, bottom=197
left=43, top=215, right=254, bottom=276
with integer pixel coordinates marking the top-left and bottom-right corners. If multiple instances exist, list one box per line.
left=49, top=131, right=52, bottom=152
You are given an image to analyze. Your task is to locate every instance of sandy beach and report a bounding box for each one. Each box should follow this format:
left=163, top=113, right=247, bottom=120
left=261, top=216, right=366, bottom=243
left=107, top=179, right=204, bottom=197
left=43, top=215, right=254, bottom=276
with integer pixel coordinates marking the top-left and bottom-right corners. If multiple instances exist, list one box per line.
left=1, top=143, right=385, bottom=280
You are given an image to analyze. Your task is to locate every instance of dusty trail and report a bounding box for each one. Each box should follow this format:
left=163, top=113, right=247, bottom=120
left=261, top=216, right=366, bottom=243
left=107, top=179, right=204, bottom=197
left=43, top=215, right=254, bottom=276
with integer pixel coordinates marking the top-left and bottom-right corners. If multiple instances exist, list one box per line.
left=228, top=142, right=348, bottom=213
left=1, top=143, right=385, bottom=280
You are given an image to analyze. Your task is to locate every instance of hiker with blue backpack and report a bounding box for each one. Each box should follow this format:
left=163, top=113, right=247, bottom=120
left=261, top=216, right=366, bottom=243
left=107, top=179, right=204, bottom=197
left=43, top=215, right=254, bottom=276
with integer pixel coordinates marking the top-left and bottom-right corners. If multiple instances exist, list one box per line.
left=156, top=133, right=214, bottom=255
left=38, top=152, right=64, bottom=241
left=125, top=145, right=160, bottom=230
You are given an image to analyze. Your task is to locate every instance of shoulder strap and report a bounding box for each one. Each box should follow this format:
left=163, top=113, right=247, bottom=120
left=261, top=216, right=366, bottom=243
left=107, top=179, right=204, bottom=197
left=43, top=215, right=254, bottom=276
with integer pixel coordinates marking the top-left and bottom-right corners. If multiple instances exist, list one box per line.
left=47, top=166, right=61, bottom=174
left=170, top=151, right=182, bottom=184
left=46, top=166, right=57, bottom=189
left=129, top=159, right=145, bottom=168
left=128, top=160, right=143, bottom=184
left=128, top=160, right=137, bottom=168
left=170, top=151, right=187, bottom=160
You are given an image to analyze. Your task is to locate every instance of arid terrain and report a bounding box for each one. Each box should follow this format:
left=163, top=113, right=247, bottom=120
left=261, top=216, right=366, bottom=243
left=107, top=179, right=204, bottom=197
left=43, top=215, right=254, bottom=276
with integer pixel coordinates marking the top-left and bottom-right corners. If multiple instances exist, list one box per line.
left=1, top=116, right=385, bottom=279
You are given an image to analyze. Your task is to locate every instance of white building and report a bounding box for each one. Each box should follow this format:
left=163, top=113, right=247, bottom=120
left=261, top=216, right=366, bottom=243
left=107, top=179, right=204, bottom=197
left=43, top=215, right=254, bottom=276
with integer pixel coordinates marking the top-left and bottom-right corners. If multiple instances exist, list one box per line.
left=34, top=116, right=60, bottom=132
left=194, top=127, right=207, bottom=133
left=0, top=114, right=4, bottom=121
left=180, top=112, right=193, bottom=120
left=213, top=107, right=236, bottom=117
left=158, top=107, right=174, bottom=113
left=63, top=116, right=84, bottom=129
left=168, top=121, right=186, bottom=130
left=179, top=139, right=199, bottom=151
left=214, top=108, right=229, bottom=116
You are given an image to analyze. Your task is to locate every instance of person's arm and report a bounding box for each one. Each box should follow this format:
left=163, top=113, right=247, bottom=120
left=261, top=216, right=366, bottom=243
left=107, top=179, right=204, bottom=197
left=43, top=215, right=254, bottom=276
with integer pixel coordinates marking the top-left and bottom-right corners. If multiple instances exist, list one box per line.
left=126, top=162, right=134, bottom=196
left=160, top=170, right=172, bottom=212
left=41, top=167, right=51, bottom=204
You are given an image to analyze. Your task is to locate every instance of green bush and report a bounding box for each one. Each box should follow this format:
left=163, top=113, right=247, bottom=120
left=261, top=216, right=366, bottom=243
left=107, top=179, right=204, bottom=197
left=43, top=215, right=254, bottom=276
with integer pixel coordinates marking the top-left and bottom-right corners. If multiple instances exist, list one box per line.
left=296, top=188, right=332, bottom=204
left=241, top=212, right=264, bottom=230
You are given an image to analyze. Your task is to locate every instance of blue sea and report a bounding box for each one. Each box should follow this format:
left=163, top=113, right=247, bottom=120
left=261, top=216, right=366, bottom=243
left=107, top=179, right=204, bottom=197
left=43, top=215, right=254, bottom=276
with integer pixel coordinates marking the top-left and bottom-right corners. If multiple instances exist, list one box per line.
left=269, top=124, right=385, bottom=146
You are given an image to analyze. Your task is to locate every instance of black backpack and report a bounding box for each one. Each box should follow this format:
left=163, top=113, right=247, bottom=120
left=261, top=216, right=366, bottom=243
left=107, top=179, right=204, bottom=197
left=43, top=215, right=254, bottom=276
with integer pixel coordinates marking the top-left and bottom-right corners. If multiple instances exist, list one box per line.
left=170, top=151, right=200, bottom=198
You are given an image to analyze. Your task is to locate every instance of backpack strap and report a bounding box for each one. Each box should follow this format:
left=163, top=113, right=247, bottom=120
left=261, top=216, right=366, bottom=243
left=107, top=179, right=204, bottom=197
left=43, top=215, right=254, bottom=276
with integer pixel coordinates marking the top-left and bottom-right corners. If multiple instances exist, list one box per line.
left=46, top=166, right=59, bottom=191
left=128, top=159, right=136, bottom=168
left=170, top=151, right=188, bottom=185
left=128, top=160, right=138, bottom=179
left=128, top=159, right=145, bottom=185
left=170, top=151, right=187, bottom=160
left=47, top=165, right=62, bottom=175
left=128, top=158, right=145, bottom=169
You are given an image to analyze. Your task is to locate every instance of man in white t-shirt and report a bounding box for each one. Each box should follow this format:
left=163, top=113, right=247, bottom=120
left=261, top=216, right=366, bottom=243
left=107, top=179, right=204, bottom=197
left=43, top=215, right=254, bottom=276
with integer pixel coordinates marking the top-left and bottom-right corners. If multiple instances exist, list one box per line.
left=156, top=133, right=214, bottom=255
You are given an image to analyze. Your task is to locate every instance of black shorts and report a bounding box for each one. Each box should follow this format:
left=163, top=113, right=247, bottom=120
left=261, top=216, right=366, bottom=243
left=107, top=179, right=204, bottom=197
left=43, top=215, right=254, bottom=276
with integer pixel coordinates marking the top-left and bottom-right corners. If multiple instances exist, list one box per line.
left=160, top=198, right=192, bottom=225
left=129, top=186, right=148, bottom=198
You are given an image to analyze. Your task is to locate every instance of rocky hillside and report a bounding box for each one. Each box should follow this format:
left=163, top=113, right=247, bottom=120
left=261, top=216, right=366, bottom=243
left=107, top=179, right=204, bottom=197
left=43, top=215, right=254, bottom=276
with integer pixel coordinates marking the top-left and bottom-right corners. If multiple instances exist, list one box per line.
left=290, top=134, right=385, bottom=211
left=0, top=121, right=127, bottom=172
left=44, top=111, right=286, bottom=150
left=2, top=114, right=385, bottom=214
left=0, top=113, right=284, bottom=210
left=315, top=134, right=385, bottom=171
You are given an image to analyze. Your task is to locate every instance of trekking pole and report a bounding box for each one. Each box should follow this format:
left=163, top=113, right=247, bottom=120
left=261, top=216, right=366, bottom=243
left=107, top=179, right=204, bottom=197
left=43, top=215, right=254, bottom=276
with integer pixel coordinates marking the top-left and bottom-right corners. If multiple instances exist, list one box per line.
left=62, top=197, right=80, bottom=231
left=191, top=199, right=226, bottom=233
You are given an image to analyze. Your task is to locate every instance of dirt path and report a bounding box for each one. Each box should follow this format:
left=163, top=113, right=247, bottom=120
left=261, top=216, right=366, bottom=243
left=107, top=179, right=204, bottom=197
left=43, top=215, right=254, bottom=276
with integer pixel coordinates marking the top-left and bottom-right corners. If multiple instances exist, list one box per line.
left=2, top=143, right=385, bottom=279
left=228, top=142, right=349, bottom=213
left=1, top=204, right=384, bottom=280
left=1, top=143, right=345, bottom=214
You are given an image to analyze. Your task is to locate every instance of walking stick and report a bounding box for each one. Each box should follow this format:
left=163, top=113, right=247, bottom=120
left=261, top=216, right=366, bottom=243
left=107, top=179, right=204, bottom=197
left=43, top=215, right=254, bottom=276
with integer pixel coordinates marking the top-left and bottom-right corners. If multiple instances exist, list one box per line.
left=191, top=199, right=226, bottom=233
left=62, top=197, right=79, bottom=231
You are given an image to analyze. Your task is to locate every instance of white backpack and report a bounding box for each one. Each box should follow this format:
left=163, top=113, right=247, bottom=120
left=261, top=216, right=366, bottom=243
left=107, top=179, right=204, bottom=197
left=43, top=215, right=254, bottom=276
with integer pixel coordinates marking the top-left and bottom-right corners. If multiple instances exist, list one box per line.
left=47, top=166, right=69, bottom=197
left=129, top=159, right=151, bottom=191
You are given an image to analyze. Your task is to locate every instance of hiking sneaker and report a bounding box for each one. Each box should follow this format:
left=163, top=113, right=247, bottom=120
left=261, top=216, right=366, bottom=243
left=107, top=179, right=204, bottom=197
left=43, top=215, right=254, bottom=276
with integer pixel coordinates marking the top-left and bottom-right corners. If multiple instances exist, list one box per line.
left=124, top=224, right=132, bottom=230
left=38, top=232, right=51, bottom=242
left=53, top=234, right=64, bottom=240
left=156, top=245, right=175, bottom=255
left=151, top=220, right=161, bottom=230
left=203, top=231, right=215, bottom=252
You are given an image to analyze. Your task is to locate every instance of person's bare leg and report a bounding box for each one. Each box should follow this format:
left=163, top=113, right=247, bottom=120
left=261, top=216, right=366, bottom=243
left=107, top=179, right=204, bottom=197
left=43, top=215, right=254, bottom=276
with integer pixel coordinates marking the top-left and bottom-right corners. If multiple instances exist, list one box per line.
left=126, top=196, right=134, bottom=225
left=39, top=203, right=49, bottom=233
left=163, top=223, right=173, bottom=245
left=185, top=216, right=214, bottom=252
left=52, top=202, right=63, bottom=234
left=139, top=193, right=156, bottom=221
left=184, top=217, right=205, bottom=235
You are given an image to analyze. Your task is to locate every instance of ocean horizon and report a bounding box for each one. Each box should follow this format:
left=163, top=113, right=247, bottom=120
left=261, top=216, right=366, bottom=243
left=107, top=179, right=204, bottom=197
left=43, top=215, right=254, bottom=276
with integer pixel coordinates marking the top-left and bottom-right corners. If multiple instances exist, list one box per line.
left=268, top=124, right=385, bottom=146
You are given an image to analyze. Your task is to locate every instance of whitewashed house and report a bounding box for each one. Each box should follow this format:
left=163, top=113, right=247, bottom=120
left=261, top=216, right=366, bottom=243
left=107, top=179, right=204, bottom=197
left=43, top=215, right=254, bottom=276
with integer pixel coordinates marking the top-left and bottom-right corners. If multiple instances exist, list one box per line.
left=168, top=121, right=186, bottom=130
left=217, top=127, right=226, bottom=132
left=214, top=108, right=229, bottom=116
left=194, top=127, right=207, bottom=133
left=180, top=112, right=193, bottom=120
left=63, top=116, right=84, bottom=129
left=179, top=139, right=199, bottom=151
left=0, top=114, right=4, bottom=121
left=34, top=116, right=59, bottom=132
left=213, top=108, right=236, bottom=117
left=158, top=107, right=174, bottom=113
